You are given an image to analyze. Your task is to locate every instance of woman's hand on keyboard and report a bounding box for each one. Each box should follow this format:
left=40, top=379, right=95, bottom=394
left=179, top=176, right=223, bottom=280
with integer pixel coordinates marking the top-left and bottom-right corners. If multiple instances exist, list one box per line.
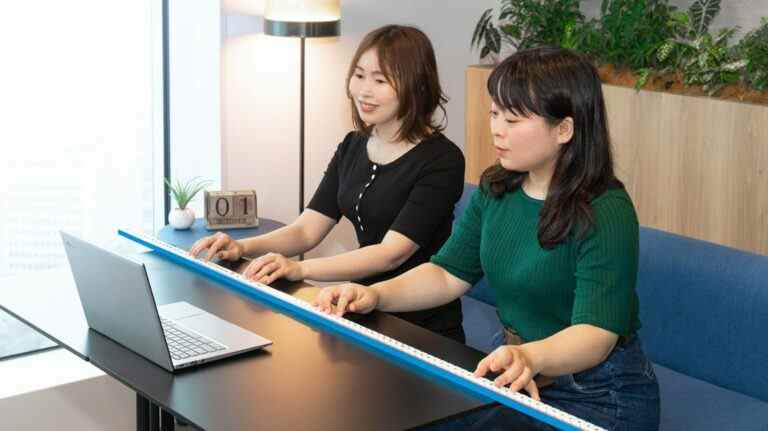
left=189, top=232, right=244, bottom=262
left=312, top=283, right=379, bottom=317
left=474, top=345, right=541, bottom=401
left=243, top=252, right=303, bottom=284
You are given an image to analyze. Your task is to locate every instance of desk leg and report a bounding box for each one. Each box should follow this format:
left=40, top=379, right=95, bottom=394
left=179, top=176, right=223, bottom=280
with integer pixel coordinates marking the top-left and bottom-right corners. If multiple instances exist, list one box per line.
left=136, top=394, right=150, bottom=431
left=161, top=409, right=175, bottom=431
left=136, top=393, right=178, bottom=431
left=149, top=402, right=160, bottom=431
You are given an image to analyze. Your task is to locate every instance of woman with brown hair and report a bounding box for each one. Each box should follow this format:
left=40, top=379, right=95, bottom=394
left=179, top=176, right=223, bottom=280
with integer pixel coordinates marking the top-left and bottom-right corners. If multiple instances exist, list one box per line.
left=190, top=25, right=466, bottom=342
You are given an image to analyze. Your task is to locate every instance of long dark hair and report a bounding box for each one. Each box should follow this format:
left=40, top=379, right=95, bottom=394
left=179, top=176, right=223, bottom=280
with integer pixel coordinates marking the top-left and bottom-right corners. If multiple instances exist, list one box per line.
left=346, top=25, right=448, bottom=143
left=481, top=46, right=622, bottom=249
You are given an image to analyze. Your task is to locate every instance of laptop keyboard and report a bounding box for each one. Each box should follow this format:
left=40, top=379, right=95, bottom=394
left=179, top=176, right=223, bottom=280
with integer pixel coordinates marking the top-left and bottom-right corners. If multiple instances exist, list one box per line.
left=161, top=317, right=227, bottom=361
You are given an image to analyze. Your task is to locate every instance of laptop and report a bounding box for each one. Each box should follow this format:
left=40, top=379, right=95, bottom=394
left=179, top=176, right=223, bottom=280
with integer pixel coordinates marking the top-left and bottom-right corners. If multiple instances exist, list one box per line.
left=61, top=231, right=272, bottom=372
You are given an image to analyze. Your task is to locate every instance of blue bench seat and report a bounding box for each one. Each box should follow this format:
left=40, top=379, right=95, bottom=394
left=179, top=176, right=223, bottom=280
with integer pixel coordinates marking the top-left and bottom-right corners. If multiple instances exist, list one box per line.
left=455, top=184, right=768, bottom=430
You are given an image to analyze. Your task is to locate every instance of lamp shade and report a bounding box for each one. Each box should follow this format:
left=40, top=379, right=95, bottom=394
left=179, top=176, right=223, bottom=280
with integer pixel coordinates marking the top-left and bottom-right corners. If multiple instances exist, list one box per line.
left=264, top=0, right=341, bottom=38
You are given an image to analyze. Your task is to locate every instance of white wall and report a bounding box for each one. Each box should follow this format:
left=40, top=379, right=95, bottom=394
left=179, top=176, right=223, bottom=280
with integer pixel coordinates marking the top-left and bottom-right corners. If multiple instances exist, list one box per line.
left=221, top=0, right=496, bottom=259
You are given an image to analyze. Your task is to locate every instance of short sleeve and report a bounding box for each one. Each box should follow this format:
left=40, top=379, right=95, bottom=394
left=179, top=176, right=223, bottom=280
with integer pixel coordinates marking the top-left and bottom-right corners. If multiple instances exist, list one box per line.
left=430, top=188, right=486, bottom=286
left=307, top=134, right=354, bottom=221
left=389, top=146, right=464, bottom=248
left=571, top=192, right=640, bottom=337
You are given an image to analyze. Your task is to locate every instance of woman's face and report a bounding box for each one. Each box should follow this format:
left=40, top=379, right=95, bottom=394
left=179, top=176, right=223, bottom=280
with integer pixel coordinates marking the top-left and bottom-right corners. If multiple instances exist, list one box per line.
left=489, top=102, right=570, bottom=174
left=348, top=49, right=400, bottom=129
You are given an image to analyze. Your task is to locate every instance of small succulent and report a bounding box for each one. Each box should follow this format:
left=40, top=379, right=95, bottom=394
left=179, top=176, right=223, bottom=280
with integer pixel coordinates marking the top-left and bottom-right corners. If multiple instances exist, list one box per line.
left=165, top=177, right=212, bottom=210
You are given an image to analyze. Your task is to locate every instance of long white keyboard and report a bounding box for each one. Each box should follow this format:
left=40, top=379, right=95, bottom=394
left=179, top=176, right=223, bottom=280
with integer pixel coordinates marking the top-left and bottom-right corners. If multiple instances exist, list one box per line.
left=119, top=228, right=604, bottom=431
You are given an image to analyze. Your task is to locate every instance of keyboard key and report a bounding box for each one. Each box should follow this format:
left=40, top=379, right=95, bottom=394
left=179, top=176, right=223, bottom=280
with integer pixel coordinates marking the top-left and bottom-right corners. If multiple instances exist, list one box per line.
left=162, top=318, right=228, bottom=354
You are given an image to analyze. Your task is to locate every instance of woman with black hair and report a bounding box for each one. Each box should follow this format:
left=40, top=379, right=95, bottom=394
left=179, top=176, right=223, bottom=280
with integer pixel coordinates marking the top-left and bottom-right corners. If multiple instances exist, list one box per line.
left=314, top=46, right=661, bottom=430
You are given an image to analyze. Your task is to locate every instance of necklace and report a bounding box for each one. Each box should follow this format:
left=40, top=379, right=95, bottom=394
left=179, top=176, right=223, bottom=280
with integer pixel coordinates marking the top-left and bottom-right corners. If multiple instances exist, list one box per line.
left=367, top=133, right=415, bottom=165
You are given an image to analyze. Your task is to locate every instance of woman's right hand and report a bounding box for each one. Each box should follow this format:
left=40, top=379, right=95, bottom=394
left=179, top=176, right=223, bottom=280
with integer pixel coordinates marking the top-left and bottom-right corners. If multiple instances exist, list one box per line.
left=312, top=283, right=379, bottom=317
left=189, top=232, right=245, bottom=261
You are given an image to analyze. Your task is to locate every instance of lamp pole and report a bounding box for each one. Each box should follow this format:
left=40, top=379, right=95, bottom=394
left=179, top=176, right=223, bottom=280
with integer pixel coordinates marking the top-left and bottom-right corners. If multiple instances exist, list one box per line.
left=299, top=36, right=305, bottom=216
left=262, top=0, right=340, bottom=220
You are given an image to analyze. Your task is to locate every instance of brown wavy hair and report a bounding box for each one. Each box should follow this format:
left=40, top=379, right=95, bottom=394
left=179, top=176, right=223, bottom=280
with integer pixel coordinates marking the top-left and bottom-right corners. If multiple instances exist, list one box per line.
left=346, top=25, right=448, bottom=143
left=481, top=46, right=623, bottom=249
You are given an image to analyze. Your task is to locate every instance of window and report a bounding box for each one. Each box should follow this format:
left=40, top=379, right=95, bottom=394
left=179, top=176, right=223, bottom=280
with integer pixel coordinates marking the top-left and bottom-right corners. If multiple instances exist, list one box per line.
left=0, top=0, right=165, bottom=359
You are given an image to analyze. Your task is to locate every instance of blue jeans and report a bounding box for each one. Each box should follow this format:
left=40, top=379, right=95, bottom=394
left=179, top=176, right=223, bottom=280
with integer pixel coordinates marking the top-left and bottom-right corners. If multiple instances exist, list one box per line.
left=426, top=332, right=660, bottom=431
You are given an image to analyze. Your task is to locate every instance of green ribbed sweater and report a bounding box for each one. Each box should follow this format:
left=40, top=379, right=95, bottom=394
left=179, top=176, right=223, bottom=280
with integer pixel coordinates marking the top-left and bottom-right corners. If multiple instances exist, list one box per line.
left=432, top=186, right=640, bottom=342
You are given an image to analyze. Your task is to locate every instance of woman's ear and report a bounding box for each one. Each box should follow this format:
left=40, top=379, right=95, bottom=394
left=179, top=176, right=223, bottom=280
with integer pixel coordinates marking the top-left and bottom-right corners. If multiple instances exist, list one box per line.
left=556, top=117, right=574, bottom=145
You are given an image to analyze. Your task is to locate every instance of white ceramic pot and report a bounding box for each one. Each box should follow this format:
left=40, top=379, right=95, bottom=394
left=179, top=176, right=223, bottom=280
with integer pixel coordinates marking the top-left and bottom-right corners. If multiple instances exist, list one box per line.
left=169, top=207, right=195, bottom=230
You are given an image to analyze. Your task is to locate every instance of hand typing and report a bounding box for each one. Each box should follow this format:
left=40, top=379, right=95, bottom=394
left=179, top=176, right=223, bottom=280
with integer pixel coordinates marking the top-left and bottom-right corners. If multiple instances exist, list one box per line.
left=312, top=283, right=379, bottom=317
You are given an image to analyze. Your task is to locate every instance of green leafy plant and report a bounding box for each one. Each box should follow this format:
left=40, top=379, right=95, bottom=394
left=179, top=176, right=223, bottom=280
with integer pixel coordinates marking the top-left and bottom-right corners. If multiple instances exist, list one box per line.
left=657, top=0, right=747, bottom=95
left=689, top=0, right=721, bottom=38
left=165, top=177, right=212, bottom=210
left=472, top=8, right=501, bottom=61
left=470, top=0, right=767, bottom=96
left=657, top=0, right=723, bottom=66
left=736, top=17, right=768, bottom=91
left=471, top=0, right=583, bottom=61
left=591, top=0, right=677, bottom=70
left=681, top=29, right=746, bottom=95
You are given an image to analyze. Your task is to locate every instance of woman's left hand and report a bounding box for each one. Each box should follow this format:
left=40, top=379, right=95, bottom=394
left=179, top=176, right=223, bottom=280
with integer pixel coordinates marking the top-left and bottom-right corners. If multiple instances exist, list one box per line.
left=243, top=252, right=304, bottom=284
left=474, top=345, right=541, bottom=401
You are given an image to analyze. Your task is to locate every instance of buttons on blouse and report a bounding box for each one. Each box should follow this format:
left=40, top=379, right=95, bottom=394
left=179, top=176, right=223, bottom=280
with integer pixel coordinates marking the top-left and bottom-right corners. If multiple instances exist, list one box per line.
left=355, top=164, right=379, bottom=232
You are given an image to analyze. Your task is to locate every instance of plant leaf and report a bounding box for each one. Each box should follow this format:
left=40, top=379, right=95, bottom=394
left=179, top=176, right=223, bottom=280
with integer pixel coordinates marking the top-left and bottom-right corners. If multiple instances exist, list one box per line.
left=480, top=45, right=491, bottom=60
left=471, top=9, right=493, bottom=49
left=689, top=0, right=721, bottom=37
left=635, top=68, right=651, bottom=91
left=501, top=24, right=522, bottom=40
left=165, top=177, right=212, bottom=209
left=657, top=41, right=674, bottom=63
left=713, top=26, right=737, bottom=45
left=722, top=59, right=748, bottom=72
left=485, top=26, right=501, bottom=54
left=499, top=0, right=514, bottom=21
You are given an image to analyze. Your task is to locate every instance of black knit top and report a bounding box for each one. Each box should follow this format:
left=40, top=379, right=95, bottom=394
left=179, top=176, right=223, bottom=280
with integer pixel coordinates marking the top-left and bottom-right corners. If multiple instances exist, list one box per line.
left=308, top=131, right=465, bottom=340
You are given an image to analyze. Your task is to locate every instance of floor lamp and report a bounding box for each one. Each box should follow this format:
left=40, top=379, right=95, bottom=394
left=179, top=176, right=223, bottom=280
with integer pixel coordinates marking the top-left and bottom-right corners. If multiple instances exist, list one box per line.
left=264, top=0, right=341, bottom=217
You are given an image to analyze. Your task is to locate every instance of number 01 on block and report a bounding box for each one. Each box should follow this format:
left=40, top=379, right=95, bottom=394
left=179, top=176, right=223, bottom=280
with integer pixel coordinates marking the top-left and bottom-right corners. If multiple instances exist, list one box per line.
left=204, top=190, right=259, bottom=230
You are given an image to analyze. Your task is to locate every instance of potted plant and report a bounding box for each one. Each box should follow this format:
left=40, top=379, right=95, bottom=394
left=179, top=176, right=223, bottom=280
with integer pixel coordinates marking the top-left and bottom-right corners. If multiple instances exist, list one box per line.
left=471, top=0, right=768, bottom=103
left=165, top=177, right=212, bottom=230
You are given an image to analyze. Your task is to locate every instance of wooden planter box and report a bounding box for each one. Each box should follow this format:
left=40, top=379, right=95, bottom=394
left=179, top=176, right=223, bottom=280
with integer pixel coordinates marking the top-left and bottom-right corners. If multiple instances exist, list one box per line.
left=465, top=65, right=768, bottom=255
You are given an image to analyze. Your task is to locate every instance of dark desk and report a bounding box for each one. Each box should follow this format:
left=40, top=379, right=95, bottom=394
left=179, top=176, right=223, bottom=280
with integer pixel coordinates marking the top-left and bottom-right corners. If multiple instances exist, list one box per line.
left=158, top=218, right=286, bottom=250
left=0, top=220, right=492, bottom=430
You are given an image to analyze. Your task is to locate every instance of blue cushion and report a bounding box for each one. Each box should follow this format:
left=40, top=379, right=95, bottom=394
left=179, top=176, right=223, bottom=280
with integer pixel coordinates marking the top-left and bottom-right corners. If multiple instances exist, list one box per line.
left=653, top=363, right=768, bottom=430
left=461, top=295, right=503, bottom=353
left=453, top=184, right=498, bottom=307
left=637, top=227, right=768, bottom=402
left=453, top=183, right=477, bottom=226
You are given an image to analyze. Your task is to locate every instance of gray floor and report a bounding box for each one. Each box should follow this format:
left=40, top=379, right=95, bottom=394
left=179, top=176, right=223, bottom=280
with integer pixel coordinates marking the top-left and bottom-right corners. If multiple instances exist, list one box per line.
left=0, top=310, right=56, bottom=360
